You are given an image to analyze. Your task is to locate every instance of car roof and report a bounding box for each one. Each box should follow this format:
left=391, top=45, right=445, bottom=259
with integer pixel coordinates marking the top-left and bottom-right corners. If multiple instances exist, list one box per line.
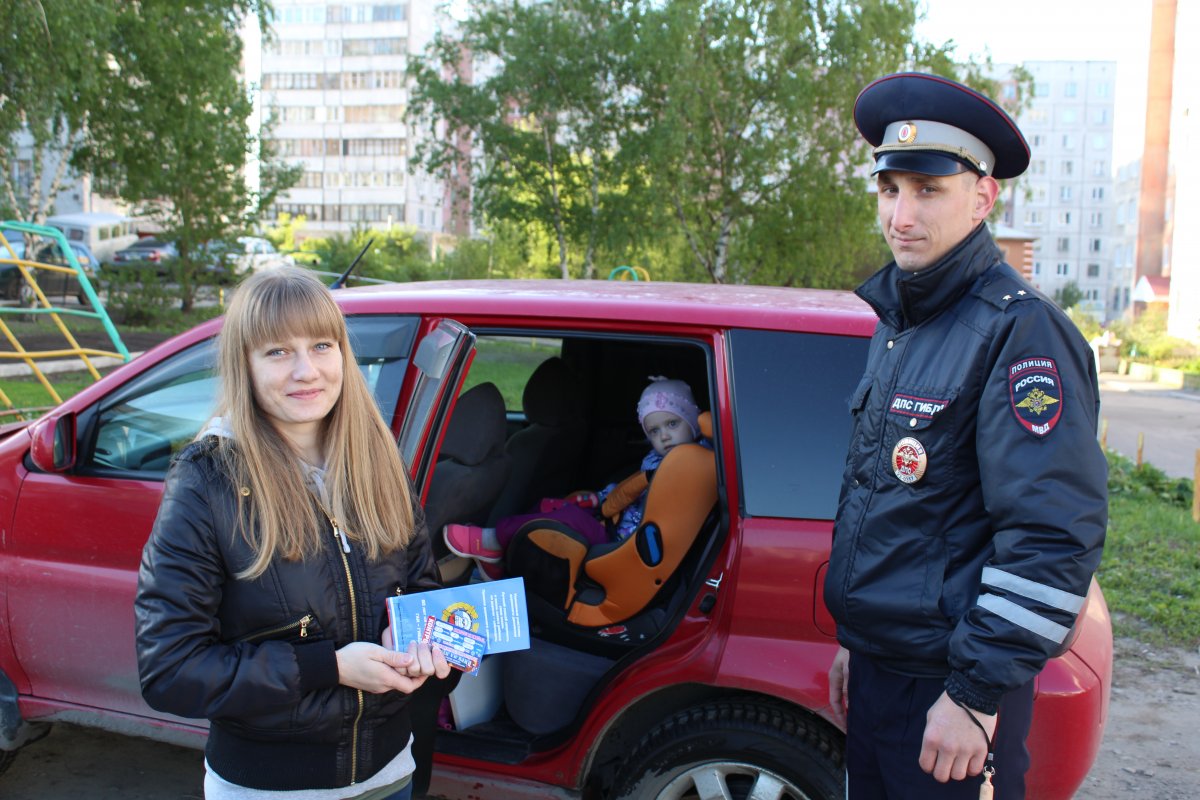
left=332, top=279, right=877, bottom=336
left=45, top=212, right=130, bottom=225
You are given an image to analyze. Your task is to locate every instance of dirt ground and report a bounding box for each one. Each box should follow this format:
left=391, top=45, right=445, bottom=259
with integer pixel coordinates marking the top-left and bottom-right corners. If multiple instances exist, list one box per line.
left=2, top=635, right=1197, bottom=798
left=1076, top=635, right=1200, bottom=798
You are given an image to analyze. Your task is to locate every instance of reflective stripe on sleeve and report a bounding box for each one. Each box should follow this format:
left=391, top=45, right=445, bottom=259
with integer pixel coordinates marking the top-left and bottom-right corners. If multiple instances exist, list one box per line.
left=977, top=594, right=1071, bottom=643
left=981, top=566, right=1086, bottom=613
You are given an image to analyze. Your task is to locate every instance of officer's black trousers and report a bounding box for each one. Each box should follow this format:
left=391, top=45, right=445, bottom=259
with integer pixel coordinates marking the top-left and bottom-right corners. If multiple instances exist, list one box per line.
left=846, top=652, right=1034, bottom=800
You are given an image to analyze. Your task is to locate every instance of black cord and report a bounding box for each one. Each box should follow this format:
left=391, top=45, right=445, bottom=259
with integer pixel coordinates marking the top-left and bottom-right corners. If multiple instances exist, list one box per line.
left=950, top=695, right=996, bottom=777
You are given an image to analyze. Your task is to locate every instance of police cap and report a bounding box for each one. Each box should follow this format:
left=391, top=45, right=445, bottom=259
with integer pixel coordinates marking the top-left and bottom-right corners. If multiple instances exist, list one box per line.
left=854, top=72, right=1030, bottom=180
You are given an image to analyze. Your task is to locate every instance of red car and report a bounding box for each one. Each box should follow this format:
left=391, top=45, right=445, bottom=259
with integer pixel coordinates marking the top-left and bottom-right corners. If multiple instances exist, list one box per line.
left=0, top=280, right=1110, bottom=799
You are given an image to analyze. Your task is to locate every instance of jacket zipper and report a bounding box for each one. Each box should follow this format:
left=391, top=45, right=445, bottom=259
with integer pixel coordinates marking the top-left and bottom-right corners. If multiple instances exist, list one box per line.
left=237, top=614, right=313, bottom=643
left=315, top=500, right=363, bottom=785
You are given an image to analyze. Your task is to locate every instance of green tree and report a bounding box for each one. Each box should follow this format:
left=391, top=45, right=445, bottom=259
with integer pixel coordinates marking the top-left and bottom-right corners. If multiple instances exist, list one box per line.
left=0, top=0, right=118, bottom=222
left=1054, top=281, right=1084, bottom=311
left=409, top=0, right=645, bottom=279
left=75, top=1, right=299, bottom=311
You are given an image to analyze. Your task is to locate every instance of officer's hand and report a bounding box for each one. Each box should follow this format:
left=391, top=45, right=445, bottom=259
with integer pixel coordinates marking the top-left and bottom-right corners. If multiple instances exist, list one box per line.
left=919, top=691, right=998, bottom=782
left=827, top=646, right=850, bottom=729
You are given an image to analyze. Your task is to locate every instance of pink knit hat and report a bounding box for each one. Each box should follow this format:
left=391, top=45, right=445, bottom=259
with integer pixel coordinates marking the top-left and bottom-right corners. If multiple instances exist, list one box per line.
left=636, top=376, right=701, bottom=436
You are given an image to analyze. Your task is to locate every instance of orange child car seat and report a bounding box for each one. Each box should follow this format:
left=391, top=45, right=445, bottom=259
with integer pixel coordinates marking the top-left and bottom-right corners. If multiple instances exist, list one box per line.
left=506, top=412, right=718, bottom=628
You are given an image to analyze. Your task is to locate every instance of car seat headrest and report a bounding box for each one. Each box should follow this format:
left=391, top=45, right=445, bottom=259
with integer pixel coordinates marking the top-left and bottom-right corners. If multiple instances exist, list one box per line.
left=523, top=357, right=582, bottom=427
left=439, top=382, right=506, bottom=466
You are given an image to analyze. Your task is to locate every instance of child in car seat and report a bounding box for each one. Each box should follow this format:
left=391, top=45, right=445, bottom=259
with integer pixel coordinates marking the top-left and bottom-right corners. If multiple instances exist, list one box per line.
left=444, top=376, right=710, bottom=579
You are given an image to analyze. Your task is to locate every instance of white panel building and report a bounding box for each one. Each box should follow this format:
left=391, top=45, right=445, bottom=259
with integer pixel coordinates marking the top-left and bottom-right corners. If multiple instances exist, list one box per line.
left=997, top=61, right=1119, bottom=321
left=252, top=1, right=452, bottom=238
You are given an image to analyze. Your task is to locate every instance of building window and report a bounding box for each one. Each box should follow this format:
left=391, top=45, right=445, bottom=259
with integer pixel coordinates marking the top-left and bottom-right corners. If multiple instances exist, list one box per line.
left=1061, top=160, right=1074, bottom=176
left=1090, top=238, right=1102, bottom=253
left=1031, top=159, right=1047, bottom=175
left=343, top=138, right=407, bottom=156
left=344, top=105, right=406, bottom=123
left=1092, top=108, right=1110, bottom=125
left=1062, top=133, right=1075, bottom=149
left=1092, top=134, right=1107, bottom=149
left=1058, top=212, right=1072, bottom=225
left=1060, top=186, right=1073, bottom=202
left=1092, top=186, right=1105, bottom=201
left=1095, top=81, right=1111, bottom=97
left=1089, top=211, right=1104, bottom=226
left=1064, top=81, right=1078, bottom=98
left=1087, top=263, right=1101, bottom=278
left=342, top=38, right=407, bottom=56
left=1062, top=109, right=1077, bottom=125
left=1056, top=263, right=1069, bottom=276
left=1092, top=161, right=1106, bottom=177
left=1034, top=261, right=1042, bottom=275
left=1025, top=210, right=1044, bottom=226
left=1057, top=237, right=1070, bottom=253
left=1035, top=82, right=1050, bottom=97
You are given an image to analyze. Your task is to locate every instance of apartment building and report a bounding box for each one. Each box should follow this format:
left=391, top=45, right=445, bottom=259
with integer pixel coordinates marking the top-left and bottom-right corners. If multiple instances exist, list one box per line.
left=1110, top=159, right=1139, bottom=319
left=253, top=1, right=454, bottom=238
left=996, top=61, right=1119, bottom=321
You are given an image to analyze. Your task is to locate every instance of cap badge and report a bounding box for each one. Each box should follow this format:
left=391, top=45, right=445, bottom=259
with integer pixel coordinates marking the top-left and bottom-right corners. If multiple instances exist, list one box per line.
left=892, top=436, right=927, bottom=484
left=897, top=122, right=917, bottom=144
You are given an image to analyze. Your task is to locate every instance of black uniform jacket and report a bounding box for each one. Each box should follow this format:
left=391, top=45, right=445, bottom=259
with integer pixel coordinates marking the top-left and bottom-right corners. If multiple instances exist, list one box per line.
left=134, top=437, right=444, bottom=791
left=825, top=224, right=1107, bottom=714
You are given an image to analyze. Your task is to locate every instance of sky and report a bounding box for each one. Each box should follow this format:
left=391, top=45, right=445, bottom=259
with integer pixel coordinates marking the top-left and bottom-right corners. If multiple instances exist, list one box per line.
left=914, top=0, right=1154, bottom=167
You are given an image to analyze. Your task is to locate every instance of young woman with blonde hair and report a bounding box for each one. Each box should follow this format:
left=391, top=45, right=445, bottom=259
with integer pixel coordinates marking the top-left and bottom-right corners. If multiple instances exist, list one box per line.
left=135, top=266, right=450, bottom=800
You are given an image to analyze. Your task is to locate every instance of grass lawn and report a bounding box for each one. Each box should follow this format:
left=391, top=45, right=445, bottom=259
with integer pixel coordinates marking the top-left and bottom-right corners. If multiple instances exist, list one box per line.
left=0, top=370, right=115, bottom=414
left=1098, top=454, right=1200, bottom=647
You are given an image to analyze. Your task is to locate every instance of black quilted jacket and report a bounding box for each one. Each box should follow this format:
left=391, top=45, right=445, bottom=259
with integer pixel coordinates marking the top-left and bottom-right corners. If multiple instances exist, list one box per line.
left=135, top=437, right=444, bottom=790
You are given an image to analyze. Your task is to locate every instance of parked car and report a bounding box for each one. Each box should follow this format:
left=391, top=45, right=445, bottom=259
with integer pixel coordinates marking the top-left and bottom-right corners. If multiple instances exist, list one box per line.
left=0, top=237, right=97, bottom=305
left=44, top=211, right=139, bottom=264
left=0, top=280, right=1112, bottom=798
left=107, top=237, right=179, bottom=276
left=222, top=235, right=295, bottom=275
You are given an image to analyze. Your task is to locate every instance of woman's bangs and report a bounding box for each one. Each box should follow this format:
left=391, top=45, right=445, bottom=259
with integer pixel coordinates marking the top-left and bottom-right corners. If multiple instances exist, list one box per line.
left=244, top=279, right=344, bottom=348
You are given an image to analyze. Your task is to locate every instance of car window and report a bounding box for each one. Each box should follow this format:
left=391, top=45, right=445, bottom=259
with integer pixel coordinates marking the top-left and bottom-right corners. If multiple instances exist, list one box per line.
left=81, top=315, right=420, bottom=477
left=461, top=335, right=563, bottom=412
left=728, top=329, right=868, bottom=520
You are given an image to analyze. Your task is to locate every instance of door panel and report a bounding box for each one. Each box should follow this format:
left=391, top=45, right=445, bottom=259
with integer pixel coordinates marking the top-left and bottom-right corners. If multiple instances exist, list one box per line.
left=6, top=314, right=426, bottom=720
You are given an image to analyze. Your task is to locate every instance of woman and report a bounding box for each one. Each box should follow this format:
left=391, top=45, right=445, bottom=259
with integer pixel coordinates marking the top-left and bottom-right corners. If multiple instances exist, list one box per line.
left=135, top=266, right=450, bottom=799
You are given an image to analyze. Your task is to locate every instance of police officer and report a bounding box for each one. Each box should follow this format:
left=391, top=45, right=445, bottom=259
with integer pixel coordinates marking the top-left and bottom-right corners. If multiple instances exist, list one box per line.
left=825, top=73, right=1107, bottom=799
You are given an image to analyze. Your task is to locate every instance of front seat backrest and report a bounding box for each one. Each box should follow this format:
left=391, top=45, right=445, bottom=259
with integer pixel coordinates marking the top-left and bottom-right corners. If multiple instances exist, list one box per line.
left=424, top=382, right=510, bottom=542
left=487, top=357, right=587, bottom=522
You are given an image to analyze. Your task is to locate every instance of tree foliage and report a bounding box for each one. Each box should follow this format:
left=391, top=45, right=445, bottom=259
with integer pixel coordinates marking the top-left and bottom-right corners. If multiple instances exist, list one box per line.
left=2, top=1, right=300, bottom=310
left=0, top=0, right=117, bottom=221
left=409, top=0, right=1015, bottom=286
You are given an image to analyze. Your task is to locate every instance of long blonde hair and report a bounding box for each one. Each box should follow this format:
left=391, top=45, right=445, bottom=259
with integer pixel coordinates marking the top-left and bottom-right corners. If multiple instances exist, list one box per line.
left=214, top=266, right=414, bottom=578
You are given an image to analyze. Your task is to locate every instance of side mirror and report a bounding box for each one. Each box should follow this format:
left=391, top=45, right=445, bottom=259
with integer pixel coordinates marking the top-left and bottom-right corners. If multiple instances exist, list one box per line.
left=29, top=412, right=77, bottom=472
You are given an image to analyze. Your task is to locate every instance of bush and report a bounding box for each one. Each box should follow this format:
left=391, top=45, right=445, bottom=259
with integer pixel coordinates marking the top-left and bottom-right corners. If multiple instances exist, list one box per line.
left=1106, top=450, right=1194, bottom=509
left=1108, top=308, right=1198, bottom=364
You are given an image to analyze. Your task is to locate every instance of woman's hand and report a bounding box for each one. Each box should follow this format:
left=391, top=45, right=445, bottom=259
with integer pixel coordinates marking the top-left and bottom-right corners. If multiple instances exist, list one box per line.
left=335, top=640, right=450, bottom=694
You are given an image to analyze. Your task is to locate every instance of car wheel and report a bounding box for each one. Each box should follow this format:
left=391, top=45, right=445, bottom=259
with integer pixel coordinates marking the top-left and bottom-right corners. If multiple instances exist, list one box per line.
left=613, top=700, right=844, bottom=800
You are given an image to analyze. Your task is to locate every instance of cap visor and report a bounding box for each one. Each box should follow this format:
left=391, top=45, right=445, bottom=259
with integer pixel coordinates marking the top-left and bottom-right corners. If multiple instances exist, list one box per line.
left=871, top=151, right=974, bottom=177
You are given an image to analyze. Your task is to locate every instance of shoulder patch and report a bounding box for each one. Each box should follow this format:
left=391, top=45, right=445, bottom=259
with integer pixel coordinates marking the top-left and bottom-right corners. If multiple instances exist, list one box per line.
left=1008, top=357, right=1063, bottom=437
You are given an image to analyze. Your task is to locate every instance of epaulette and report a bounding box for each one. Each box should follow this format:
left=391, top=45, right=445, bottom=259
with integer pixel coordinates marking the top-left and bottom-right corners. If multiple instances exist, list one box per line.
left=976, top=263, right=1040, bottom=312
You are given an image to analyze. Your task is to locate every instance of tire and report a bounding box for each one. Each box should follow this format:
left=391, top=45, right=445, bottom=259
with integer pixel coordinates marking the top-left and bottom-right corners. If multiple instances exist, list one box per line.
left=613, top=700, right=844, bottom=800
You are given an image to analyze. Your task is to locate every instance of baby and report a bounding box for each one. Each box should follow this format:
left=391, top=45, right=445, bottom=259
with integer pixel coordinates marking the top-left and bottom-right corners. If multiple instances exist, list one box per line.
left=445, top=376, right=707, bottom=578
